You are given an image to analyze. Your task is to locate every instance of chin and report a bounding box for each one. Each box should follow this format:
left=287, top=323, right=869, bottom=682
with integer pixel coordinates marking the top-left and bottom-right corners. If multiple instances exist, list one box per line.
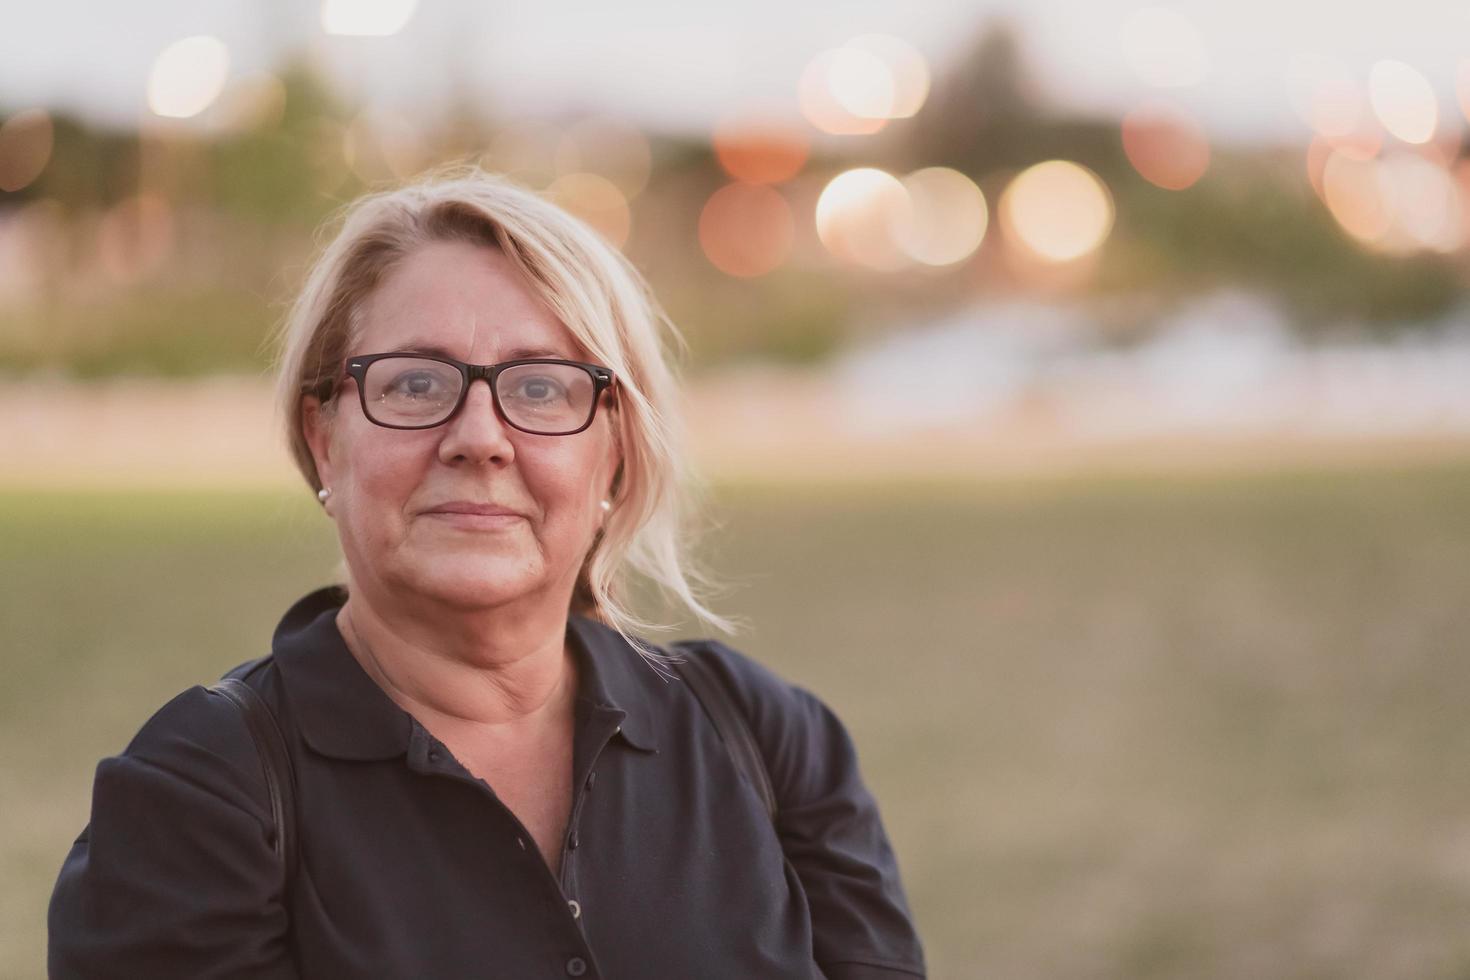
left=403, top=557, right=549, bottom=610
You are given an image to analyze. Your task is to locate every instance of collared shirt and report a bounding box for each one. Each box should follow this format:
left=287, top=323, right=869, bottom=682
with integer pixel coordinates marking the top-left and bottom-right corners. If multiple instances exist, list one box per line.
left=49, top=587, right=926, bottom=979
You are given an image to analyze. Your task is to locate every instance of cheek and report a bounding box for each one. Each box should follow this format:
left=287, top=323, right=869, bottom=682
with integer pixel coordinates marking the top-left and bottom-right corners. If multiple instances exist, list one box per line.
left=334, top=429, right=435, bottom=527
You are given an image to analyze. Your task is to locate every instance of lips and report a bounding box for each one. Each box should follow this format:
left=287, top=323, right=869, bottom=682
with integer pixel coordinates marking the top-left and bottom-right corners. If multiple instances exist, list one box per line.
left=421, top=501, right=529, bottom=530
left=422, top=501, right=526, bottom=518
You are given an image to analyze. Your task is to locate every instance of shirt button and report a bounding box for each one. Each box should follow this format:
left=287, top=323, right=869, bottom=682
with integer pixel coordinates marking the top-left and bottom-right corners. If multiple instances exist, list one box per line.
left=567, top=898, right=581, bottom=919
left=427, top=750, right=441, bottom=763
left=566, top=956, right=587, bottom=976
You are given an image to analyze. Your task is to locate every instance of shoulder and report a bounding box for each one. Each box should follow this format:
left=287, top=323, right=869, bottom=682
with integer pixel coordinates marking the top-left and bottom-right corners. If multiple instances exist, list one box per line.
left=106, top=661, right=280, bottom=823
left=666, top=638, right=856, bottom=803
left=668, top=637, right=820, bottom=726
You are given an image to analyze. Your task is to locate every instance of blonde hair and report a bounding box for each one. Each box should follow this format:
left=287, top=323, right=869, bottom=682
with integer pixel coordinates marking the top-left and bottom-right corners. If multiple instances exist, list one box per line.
left=270, top=166, right=729, bottom=652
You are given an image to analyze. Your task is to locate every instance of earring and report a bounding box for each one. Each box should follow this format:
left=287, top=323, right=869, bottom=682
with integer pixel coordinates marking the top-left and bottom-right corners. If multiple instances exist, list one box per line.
left=318, top=488, right=332, bottom=503
left=599, top=499, right=611, bottom=512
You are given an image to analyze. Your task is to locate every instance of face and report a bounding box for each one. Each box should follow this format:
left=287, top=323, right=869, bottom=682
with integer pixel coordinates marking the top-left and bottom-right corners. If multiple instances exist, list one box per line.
left=302, top=239, right=621, bottom=617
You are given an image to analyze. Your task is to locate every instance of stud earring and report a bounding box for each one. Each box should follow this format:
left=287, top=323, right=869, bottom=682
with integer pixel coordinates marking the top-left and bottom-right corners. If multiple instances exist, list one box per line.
left=599, top=499, right=611, bottom=512
left=318, top=488, right=332, bottom=503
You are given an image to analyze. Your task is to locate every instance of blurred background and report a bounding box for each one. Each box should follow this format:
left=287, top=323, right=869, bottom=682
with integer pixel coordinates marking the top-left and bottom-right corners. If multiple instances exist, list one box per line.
left=3, top=1, right=1470, bottom=978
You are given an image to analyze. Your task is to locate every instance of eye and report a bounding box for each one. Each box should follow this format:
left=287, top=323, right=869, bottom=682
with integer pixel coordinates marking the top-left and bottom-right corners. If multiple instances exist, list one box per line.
left=509, top=375, right=568, bottom=402
left=387, top=370, right=452, bottom=400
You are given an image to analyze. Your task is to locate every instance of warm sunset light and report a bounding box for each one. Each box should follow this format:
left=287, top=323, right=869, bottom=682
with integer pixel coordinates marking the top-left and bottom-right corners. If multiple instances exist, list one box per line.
left=896, top=167, right=987, bottom=266
left=1368, top=60, right=1438, bottom=144
left=1376, top=151, right=1464, bottom=252
left=1119, top=6, right=1209, bottom=88
left=211, top=73, right=288, bottom=133
left=1121, top=103, right=1211, bottom=190
left=147, top=36, right=230, bottom=119
left=554, top=116, right=652, bottom=199
left=0, top=109, right=55, bottom=193
left=1458, top=60, right=1470, bottom=126
left=827, top=46, right=895, bottom=119
left=1321, top=151, right=1392, bottom=245
left=711, top=115, right=809, bottom=184
left=1000, top=161, right=1114, bottom=262
left=321, top=0, right=418, bottom=37
left=97, top=195, right=175, bottom=284
left=698, top=183, right=794, bottom=278
left=815, top=167, right=912, bottom=270
left=1287, top=54, right=1362, bottom=140
left=846, top=35, right=931, bottom=118
left=342, top=111, right=426, bottom=182
left=546, top=173, right=631, bottom=248
left=799, top=49, right=889, bottom=135
left=798, top=35, right=929, bottom=135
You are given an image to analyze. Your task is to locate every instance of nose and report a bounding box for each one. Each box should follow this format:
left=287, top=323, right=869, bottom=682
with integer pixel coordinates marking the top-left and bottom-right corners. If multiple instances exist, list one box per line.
left=437, top=378, right=515, bottom=467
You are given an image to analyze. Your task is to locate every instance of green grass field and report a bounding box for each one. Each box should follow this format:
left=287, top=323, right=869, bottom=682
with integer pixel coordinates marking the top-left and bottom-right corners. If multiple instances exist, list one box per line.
left=5, top=465, right=1470, bottom=979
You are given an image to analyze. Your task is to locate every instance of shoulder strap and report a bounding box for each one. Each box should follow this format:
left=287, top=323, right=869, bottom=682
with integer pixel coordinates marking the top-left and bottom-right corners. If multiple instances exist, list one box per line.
left=671, top=651, right=778, bottom=821
left=210, top=677, right=299, bottom=893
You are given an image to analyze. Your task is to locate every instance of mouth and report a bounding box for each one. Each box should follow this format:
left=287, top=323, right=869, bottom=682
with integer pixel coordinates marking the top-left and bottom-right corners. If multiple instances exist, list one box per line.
left=421, top=503, right=528, bottom=531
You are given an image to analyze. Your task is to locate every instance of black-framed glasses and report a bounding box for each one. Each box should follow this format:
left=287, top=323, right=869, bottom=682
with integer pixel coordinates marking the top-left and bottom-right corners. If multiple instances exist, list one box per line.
left=341, top=353, right=615, bottom=435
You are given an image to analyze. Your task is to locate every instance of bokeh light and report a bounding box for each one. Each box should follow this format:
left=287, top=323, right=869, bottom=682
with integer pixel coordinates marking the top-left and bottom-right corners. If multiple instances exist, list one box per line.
left=711, top=114, right=809, bottom=184
left=96, top=194, right=175, bottom=284
left=699, top=183, right=794, bottom=277
left=798, top=35, right=931, bottom=133
left=1321, top=151, right=1392, bottom=245
left=799, top=49, right=888, bottom=135
left=321, top=0, right=418, bottom=37
left=1458, top=60, right=1470, bottom=126
left=1368, top=60, right=1438, bottom=144
left=553, top=116, right=652, bottom=199
left=148, top=36, right=231, bottom=120
left=1119, top=7, right=1209, bottom=88
left=211, top=73, right=288, bottom=133
left=1376, top=151, right=1463, bottom=252
left=0, top=109, right=55, bottom=193
left=815, top=167, right=912, bottom=270
left=845, top=35, right=930, bottom=118
left=896, top=167, right=987, bottom=266
left=827, top=46, right=895, bottom=119
left=1121, top=103, right=1211, bottom=190
left=1000, top=161, right=1114, bottom=262
left=1287, top=54, right=1362, bottom=139
left=343, top=110, right=427, bottom=182
left=546, top=173, right=631, bottom=248
left=482, top=119, right=561, bottom=186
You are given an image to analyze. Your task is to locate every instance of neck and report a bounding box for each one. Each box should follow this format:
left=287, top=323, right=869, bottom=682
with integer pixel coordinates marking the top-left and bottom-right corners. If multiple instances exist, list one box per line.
left=335, top=587, right=578, bottom=737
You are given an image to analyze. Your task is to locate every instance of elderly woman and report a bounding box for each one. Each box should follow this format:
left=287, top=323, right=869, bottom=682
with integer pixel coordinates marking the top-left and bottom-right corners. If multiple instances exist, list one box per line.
left=48, top=171, right=926, bottom=979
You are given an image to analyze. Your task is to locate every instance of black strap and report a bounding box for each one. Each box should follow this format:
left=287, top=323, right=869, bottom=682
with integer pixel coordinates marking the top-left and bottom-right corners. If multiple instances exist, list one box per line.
left=672, top=651, right=778, bottom=821
left=210, top=678, right=299, bottom=894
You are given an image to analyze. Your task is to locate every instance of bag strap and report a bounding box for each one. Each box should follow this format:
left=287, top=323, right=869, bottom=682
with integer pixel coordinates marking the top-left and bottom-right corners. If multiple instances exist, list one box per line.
left=210, top=677, right=299, bottom=892
left=671, top=650, right=778, bottom=821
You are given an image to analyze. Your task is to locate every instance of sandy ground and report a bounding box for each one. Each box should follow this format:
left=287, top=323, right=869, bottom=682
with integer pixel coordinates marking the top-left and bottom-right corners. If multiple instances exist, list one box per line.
left=3, top=374, right=1469, bottom=489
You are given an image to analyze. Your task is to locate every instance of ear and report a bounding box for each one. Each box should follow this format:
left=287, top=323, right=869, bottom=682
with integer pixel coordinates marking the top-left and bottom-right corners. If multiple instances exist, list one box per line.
left=301, top=395, right=335, bottom=494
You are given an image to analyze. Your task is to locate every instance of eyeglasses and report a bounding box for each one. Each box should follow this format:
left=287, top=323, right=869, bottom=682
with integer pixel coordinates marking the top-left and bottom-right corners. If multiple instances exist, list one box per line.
left=340, top=353, right=615, bottom=434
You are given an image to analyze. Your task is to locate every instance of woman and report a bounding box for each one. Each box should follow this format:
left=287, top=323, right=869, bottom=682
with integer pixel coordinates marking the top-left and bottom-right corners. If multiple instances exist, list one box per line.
left=48, top=170, right=926, bottom=979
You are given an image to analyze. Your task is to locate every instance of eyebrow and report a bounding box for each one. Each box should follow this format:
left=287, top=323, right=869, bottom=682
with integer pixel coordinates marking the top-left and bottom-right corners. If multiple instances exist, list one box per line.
left=385, top=343, right=572, bottom=361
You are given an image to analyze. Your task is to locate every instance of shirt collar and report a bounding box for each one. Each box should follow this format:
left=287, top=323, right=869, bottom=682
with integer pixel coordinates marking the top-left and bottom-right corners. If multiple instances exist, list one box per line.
left=270, top=587, right=663, bottom=761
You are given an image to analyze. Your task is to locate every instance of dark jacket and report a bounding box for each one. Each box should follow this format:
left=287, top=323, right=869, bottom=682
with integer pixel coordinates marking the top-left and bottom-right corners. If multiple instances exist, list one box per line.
left=49, top=586, right=926, bottom=979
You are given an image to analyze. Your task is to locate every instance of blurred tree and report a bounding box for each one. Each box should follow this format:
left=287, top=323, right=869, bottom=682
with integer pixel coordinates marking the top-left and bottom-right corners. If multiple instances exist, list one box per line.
left=207, top=62, right=352, bottom=225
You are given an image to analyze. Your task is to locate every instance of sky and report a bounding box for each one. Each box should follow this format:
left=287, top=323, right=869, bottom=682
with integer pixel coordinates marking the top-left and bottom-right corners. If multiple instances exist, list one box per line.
left=1, top=0, right=1467, bottom=145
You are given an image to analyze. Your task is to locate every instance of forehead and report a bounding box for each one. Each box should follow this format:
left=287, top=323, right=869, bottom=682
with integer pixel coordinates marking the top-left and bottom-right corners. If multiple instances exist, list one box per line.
left=353, top=239, right=580, bottom=360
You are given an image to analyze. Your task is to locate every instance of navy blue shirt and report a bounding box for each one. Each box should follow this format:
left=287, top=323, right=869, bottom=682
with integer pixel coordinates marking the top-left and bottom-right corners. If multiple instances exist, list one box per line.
left=49, top=587, right=926, bottom=979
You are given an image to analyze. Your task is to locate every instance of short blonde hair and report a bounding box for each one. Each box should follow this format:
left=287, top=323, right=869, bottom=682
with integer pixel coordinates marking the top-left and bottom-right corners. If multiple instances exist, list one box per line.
left=270, top=166, right=728, bottom=650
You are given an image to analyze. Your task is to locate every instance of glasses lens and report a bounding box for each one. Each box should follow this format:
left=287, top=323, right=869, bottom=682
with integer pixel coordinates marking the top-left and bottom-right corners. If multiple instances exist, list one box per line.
left=496, top=362, right=597, bottom=434
left=361, top=357, right=464, bottom=426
